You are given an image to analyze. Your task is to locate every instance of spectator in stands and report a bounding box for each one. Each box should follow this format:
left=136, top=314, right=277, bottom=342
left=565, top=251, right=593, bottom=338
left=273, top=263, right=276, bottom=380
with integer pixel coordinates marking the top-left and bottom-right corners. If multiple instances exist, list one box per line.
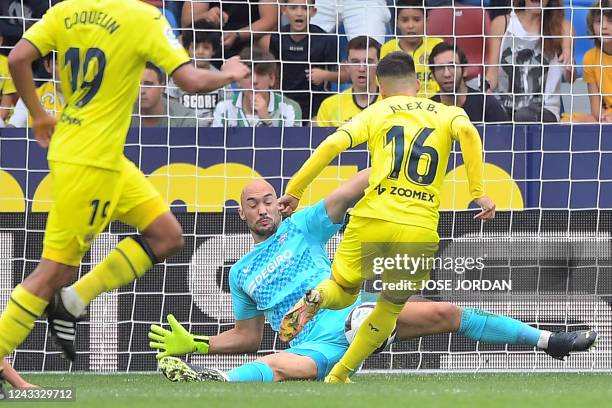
left=181, top=1, right=278, bottom=60
left=0, top=33, right=16, bottom=126
left=429, top=42, right=509, bottom=123
left=212, top=47, right=302, bottom=127
left=584, top=0, right=612, bottom=123
left=132, top=63, right=197, bottom=128
left=316, top=36, right=382, bottom=127
left=7, top=53, right=63, bottom=128
left=310, top=0, right=390, bottom=45
left=0, top=0, right=60, bottom=48
left=380, top=0, right=444, bottom=98
left=167, top=22, right=231, bottom=127
left=268, top=0, right=338, bottom=121
left=486, top=0, right=574, bottom=122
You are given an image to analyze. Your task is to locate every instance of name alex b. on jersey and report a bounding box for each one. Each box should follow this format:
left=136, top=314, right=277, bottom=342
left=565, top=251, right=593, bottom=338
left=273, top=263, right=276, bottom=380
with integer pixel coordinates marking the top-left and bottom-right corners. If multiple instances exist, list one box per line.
left=388, top=100, right=439, bottom=115
left=375, top=184, right=435, bottom=203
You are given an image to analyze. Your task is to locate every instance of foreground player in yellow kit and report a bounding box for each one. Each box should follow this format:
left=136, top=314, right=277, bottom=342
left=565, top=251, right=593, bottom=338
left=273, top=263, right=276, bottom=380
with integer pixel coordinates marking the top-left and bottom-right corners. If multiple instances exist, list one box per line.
left=278, top=51, right=496, bottom=382
left=0, top=0, right=249, bottom=362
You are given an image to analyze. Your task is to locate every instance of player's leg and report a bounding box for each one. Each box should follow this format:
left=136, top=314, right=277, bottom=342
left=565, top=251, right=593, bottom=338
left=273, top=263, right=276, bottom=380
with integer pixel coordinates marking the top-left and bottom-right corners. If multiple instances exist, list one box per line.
left=396, top=299, right=597, bottom=359
left=160, top=340, right=345, bottom=383
left=159, top=352, right=318, bottom=383
left=326, top=224, right=439, bottom=382
left=61, top=159, right=183, bottom=317
left=0, top=161, right=120, bottom=361
left=279, top=216, right=369, bottom=342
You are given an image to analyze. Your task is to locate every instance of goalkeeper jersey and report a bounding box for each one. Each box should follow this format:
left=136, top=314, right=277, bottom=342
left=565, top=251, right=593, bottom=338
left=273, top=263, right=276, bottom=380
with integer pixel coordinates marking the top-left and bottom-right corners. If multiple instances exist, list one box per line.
left=229, top=201, right=353, bottom=346
left=23, top=0, right=190, bottom=170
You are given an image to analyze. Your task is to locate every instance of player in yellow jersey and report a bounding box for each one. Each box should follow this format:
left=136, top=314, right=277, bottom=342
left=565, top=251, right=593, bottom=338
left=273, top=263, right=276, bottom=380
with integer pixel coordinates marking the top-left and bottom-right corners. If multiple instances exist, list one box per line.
left=0, top=0, right=249, bottom=362
left=278, top=51, right=495, bottom=383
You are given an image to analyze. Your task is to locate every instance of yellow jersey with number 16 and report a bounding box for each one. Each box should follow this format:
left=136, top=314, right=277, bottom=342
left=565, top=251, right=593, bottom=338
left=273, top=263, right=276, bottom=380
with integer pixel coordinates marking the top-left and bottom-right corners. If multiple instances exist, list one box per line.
left=23, top=0, right=190, bottom=170
left=341, top=95, right=485, bottom=231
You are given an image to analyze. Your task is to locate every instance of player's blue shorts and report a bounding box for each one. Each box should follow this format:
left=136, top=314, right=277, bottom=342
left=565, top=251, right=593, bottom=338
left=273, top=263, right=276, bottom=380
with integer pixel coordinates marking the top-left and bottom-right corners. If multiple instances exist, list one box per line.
left=285, top=297, right=365, bottom=380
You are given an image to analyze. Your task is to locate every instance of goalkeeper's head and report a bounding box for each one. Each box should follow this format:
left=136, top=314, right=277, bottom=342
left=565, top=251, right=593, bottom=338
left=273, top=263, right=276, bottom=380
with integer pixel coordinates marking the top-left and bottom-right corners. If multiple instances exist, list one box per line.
left=239, top=179, right=282, bottom=243
left=376, top=51, right=420, bottom=99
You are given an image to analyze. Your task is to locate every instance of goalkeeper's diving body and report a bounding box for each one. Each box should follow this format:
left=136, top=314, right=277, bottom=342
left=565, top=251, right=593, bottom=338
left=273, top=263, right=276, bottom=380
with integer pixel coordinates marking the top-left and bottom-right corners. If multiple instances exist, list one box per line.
left=276, top=51, right=596, bottom=383
left=0, top=0, right=250, bottom=362
left=149, top=172, right=597, bottom=383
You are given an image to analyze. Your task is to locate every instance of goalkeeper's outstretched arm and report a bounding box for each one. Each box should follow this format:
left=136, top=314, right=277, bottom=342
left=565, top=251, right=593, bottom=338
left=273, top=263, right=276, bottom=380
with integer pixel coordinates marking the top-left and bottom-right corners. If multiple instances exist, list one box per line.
left=148, top=314, right=265, bottom=359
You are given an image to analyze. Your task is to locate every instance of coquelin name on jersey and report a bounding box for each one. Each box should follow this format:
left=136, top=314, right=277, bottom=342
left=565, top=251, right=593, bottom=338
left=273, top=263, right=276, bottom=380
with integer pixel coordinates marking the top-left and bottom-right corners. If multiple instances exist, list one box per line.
left=64, top=10, right=120, bottom=34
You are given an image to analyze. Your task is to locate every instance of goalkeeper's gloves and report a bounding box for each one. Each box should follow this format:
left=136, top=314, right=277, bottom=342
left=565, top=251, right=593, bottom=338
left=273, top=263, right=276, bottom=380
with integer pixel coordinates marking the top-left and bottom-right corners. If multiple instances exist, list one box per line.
left=148, top=314, right=210, bottom=360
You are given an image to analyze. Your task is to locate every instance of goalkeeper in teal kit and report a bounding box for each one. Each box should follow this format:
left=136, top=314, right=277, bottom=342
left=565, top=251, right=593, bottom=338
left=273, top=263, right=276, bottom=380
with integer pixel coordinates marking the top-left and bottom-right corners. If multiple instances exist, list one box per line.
left=148, top=170, right=596, bottom=383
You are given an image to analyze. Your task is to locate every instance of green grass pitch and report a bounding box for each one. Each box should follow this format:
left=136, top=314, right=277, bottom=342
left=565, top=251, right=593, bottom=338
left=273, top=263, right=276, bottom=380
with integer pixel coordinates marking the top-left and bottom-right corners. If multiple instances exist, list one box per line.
left=4, top=373, right=612, bottom=408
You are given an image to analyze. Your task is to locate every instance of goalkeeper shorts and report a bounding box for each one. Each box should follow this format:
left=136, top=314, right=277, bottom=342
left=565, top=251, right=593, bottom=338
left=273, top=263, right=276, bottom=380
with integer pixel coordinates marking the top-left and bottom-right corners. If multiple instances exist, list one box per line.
left=43, top=157, right=169, bottom=266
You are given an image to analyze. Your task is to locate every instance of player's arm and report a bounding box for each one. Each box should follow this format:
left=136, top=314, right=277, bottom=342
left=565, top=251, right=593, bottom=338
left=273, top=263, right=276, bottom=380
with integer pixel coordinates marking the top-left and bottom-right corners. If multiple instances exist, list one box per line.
left=1, top=359, right=37, bottom=388
left=278, top=130, right=353, bottom=216
left=452, top=115, right=496, bottom=220
left=323, top=168, right=371, bottom=223
left=8, top=40, right=56, bottom=147
left=208, top=316, right=265, bottom=354
left=172, top=56, right=250, bottom=94
left=148, top=314, right=265, bottom=359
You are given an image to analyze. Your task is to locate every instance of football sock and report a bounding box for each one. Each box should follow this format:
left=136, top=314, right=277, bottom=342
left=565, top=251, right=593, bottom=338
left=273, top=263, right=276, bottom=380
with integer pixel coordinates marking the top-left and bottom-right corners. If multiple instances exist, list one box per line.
left=70, top=237, right=155, bottom=312
left=0, top=285, right=48, bottom=359
left=329, top=296, right=403, bottom=380
left=457, top=308, right=551, bottom=348
left=226, top=361, right=274, bottom=382
left=316, top=279, right=358, bottom=310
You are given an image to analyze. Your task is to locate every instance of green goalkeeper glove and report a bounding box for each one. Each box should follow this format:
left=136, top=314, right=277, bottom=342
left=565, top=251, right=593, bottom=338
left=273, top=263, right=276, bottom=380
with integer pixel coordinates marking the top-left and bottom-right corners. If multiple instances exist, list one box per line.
left=148, top=314, right=210, bottom=360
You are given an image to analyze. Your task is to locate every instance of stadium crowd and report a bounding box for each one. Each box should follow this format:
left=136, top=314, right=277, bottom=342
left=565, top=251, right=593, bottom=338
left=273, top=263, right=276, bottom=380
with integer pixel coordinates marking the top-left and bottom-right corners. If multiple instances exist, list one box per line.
left=0, top=0, right=610, bottom=127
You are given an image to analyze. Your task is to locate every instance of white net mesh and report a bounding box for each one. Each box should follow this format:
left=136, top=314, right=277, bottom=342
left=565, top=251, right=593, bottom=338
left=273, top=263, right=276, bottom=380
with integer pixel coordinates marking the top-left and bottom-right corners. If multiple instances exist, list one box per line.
left=0, top=0, right=611, bottom=373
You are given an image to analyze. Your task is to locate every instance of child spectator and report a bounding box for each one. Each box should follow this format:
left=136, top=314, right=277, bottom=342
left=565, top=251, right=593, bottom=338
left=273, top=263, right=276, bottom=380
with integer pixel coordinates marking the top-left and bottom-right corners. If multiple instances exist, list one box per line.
left=212, top=47, right=302, bottom=127
left=167, top=22, right=231, bottom=126
left=316, top=36, right=381, bottom=126
left=584, top=0, right=612, bottom=122
left=486, top=0, right=574, bottom=122
left=7, top=53, right=63, bottom=127
left=132, top=63, right=197, bottom=128
left=269, top=0, right=338, bottom=121
left=380, top=0, right=444, bottom=98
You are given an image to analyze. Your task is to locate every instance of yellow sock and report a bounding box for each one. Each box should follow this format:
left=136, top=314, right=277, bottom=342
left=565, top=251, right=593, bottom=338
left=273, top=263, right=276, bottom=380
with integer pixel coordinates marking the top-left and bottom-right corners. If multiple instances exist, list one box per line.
left=73, top=237, right=154, bottom=304
left=316, top=279, right=358, bottom=310
left=0, top=285, right=48, bottom=359
left=329, top=297, right=404, bottom=380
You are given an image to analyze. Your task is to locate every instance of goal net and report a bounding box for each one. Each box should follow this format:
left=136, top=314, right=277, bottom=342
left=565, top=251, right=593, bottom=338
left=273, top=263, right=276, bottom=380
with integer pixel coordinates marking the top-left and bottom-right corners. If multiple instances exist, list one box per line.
left=0, top=0, right=610, bottom=373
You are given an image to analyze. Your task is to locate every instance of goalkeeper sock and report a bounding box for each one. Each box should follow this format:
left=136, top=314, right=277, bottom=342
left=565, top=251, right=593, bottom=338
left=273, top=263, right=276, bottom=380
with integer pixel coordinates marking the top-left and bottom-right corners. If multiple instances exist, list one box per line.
left=0, top=285, right=48, bottom=359
left=329, top=296, right=403, bottom=380
left=316, top=279, right=358, bottom=310
left=69, top=237, right=156, bottom=313
left=226, top=361, right=274, bottom=382
left=457, top=308, right=552, bottom=348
